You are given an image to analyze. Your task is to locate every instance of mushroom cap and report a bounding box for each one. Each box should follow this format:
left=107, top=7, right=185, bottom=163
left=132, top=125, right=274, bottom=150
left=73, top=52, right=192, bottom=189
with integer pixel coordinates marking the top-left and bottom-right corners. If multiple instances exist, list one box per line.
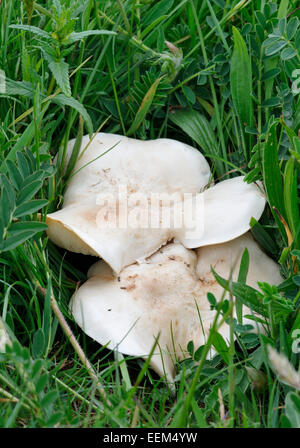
left=70, top=233, right=283, bottom=380
left=47, top=133, right=266, bottom=273
left=47, top=133, right=211, bottom=272
left=177, top=176, right=266, bottom=248
left=196, top=232, right=283, bottom=287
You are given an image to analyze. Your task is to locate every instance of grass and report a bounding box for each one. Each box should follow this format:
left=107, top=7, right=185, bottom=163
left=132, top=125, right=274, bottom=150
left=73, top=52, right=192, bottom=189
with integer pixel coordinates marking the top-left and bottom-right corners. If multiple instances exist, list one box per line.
left=0, top=0, right=299, bottom=428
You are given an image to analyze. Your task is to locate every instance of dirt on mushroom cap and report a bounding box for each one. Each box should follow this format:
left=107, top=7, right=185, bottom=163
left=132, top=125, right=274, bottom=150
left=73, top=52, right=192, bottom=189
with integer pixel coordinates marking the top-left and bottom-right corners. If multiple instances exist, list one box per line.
left=71, top=233, right=283, bottom=380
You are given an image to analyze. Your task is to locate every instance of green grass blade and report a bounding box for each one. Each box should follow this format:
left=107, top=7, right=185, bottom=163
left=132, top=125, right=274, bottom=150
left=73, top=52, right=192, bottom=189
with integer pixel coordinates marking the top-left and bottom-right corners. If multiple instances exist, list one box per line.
left=284, top=157, right=300, bottom=238
left=127, top=76, right=163, bottom=136
left=230, top=26, right=253, bottom=159
left=262, top=122, right=286, bottom=240
left=169, top=108, right=224, bottom=176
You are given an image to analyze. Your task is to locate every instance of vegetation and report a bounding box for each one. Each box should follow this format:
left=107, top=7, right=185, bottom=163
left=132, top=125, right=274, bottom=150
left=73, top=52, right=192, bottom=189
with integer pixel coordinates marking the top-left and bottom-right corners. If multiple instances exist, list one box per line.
left=0, top=0, right=299, bottom=428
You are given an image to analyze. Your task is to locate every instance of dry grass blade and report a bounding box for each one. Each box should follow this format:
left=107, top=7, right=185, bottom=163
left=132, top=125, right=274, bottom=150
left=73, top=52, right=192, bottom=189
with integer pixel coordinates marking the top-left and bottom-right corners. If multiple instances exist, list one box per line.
left=37, top=285, right=111, bottom=407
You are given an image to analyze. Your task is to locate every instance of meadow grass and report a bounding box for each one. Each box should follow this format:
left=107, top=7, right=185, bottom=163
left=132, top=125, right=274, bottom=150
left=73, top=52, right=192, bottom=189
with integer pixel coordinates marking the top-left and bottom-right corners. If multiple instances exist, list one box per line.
left=0, top=0, right=299, bottom=428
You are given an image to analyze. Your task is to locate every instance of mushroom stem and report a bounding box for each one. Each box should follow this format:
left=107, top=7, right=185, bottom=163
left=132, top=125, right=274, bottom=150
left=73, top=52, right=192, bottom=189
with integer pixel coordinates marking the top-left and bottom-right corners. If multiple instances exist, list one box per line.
left=37, top=285, right=111, bottom=407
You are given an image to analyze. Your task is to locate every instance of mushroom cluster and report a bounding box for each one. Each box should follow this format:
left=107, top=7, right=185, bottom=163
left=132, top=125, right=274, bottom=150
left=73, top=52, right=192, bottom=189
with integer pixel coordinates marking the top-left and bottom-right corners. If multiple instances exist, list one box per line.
left=47, top=133, right=282, bottom=379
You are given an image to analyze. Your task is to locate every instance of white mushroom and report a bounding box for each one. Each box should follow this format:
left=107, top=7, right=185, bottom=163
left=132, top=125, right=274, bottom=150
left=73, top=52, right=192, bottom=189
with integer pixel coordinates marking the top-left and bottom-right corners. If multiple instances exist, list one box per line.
left=46, top=133, right=266, bottom=273
left=70, top=233, right=283, bottom=380
left=196, top=232, right=283, bottom=288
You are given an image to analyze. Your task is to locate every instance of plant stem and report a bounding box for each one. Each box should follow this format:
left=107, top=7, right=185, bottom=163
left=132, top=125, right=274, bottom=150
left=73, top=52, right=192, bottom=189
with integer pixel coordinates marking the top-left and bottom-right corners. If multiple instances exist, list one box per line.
left=37, top=285, right=111, bottom=407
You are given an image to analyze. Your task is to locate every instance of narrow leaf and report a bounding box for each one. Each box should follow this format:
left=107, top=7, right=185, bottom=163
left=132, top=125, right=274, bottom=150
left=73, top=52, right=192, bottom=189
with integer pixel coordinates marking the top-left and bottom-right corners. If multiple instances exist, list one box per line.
left=9, top=24, right=51, bottom=40
left=127, top=77, right=163, bottom=135
left=169, top=109, right=223, bottom=176
left=230, top=27, right=253, bottom=140
left=53, top=94, right=93, bottom=136
left=2, top=230, right=37, bottom=251
left=263, top=122, right=286, bottom=238
left=8, top=221, right=48, bottom=235
left=14, top=199, right=48, bottom=218
left=17, top=180, right=43, bottom=205
left=284, top=158, right=300, bottom=237
left=211, top=267, right=267, bottom=317
left=66, top=30, right=116, bottom=44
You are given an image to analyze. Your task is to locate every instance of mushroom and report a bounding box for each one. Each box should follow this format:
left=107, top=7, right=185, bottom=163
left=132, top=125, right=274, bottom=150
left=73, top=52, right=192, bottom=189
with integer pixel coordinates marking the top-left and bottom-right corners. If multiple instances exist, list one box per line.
left=70, top=233, right=283, bottom=380
left=46, top=133, right=266, bottom=273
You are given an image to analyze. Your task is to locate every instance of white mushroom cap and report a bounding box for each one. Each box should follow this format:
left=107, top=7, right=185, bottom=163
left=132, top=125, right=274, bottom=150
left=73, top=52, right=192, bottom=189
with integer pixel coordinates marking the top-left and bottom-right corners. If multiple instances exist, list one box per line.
left=47, top=133, right=266, bottom=273
left=196, top=232, right=283, bottom=288
left=70, top=233, right=283, bottom=380
left=178, top=177, right=266, bottom=248
left=47, top=133, right=211, bottom=272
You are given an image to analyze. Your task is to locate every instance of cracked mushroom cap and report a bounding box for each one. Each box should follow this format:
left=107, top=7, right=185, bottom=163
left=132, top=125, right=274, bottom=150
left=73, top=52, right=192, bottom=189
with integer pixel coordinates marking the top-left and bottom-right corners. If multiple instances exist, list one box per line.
left=70, top=233, right=283, bottom=380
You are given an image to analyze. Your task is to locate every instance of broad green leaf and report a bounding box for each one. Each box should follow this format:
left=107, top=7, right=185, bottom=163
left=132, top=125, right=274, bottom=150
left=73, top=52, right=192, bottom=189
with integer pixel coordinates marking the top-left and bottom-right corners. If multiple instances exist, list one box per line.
left=293, top=276, right=300, bottom=286
left=278, top=18, right=287, bottom=36
left=280, top=47, right=297, bottom=60
left=16, top=152, right=31, bottom=178
left=8, top=221, right=48, bottom=235
left=48, top=60, right=71, bottom=97
left=5, top=160, right=23, bottom=190
left=127, top=76, right=163, bottom=136
left=238, top=248, right=249, bottom=284
left=278, top=0, right=289, bottom=19
left=31, top=359, right=44, bottom=381
left=9, top=24, right=51, bottom=40
left=46, top=412, right=63, bottom=427
left=191, top=398, right=208, bottom=428
left=286, top=17, right=299, bottom=40
left=0, top=122, right=35, bottom=172
left=14, top=199, right=48, bottom=218
left=250, top=218, right=278, bottom=256
left=181, top=85, right=196, bottom=104
left=32, top=328, right=45, bottom=358
left=265, top=40, right=287, bottom=56
left=280, top=414, right=292, bottom=428
left=4, top=79, right=34, bottom=97
left=261, top=68, right=281, bottom=82
left=169, top=109, right=223, bottom=176
left=53, top=94, right=93, bottom=136
left=22, top=170, right=48, bottom=186
left=0, top=190, right=12, bottom=229
left=264, top=56, right=278, bottom=104
left=262, top=97, right=281, bottom=107
left=284, top=158, right=300, bottom=238
left=285, top=392, right=300, bottom=428
left=2, top=230, right=37, bottom=251
left=40, top=390, right=58, bottom=409
left=230, top=26, right=253, bottom=146
left=212, top=332, right=229, bottom=365
left=236, top=248, right=249, bottom=324
left=36, top=374, right=48, bottom=394
left=66, top=30, right=116, bottom=44
left=211, top=267, right=267, bottom=317
left=17, top=180, right=43, bottom=205
left=0, top=174, right=15, bottom=209
left=263, top=122, right=286, bottom=239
